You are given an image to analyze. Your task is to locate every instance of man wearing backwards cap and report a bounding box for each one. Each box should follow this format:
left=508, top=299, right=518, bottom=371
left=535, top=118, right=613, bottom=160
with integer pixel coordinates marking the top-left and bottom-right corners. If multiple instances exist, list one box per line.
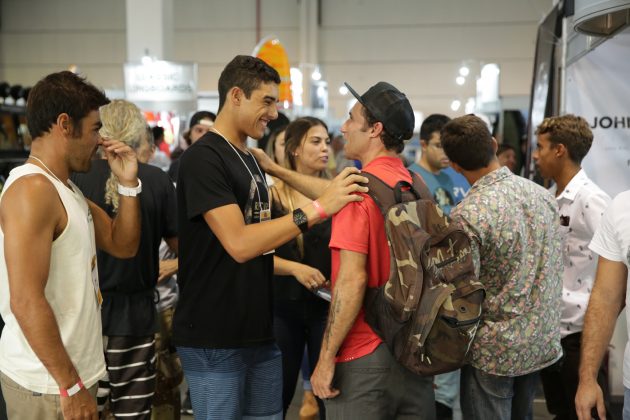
left=310, top=82, right=436, bottom=419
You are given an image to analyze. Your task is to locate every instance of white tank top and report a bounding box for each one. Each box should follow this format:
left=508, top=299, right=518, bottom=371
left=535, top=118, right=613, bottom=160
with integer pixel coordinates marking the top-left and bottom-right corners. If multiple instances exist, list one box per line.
left=0, top=164, right=105, bottom=394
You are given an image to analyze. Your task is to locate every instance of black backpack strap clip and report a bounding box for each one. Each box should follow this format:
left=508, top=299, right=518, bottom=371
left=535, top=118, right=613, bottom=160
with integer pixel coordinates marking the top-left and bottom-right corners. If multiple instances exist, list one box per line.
left=362, top=170, right=428, bottom=216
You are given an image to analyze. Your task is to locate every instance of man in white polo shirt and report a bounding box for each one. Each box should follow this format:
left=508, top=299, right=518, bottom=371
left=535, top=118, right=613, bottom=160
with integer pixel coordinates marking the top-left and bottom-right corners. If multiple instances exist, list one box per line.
left=533, top=114, right=612, bottom=419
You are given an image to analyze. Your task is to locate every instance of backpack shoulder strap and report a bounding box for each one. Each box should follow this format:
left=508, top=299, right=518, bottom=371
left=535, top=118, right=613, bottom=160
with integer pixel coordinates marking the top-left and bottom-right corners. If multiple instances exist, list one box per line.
left=361, top=172, right=395, bottom=216
left=363, top=170, right=429, bottom=216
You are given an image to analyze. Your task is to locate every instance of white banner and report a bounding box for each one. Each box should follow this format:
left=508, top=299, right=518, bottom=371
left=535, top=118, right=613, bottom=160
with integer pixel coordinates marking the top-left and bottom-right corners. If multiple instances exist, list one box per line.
left=124, top=61, right=197, bottom=102
left=565, top=28, right=630, bottom=198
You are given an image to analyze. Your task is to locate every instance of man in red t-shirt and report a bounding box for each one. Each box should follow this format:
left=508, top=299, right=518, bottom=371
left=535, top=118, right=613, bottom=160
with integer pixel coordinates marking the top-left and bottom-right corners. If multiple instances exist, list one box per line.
left=310, top=82, right=436, bottom=419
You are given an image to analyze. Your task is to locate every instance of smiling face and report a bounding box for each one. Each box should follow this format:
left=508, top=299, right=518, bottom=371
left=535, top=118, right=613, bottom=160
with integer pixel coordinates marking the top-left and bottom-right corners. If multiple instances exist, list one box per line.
left=236, top=82, right=279, bottom=140
left=295, top=124, right=330, bottom=176
left=67, top=110, right=102, bottom=173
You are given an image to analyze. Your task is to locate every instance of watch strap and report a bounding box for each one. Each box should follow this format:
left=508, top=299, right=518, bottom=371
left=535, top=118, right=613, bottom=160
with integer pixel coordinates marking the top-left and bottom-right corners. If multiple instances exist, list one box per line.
left=292, top=208, right=309, bottom=233
left=117, top=178, right=142, bottom=197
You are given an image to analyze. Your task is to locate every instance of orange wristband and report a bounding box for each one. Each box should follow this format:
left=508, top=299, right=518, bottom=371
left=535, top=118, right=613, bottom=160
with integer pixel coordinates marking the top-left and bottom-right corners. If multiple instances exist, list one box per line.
left=312, top=200, right=328, bottom=219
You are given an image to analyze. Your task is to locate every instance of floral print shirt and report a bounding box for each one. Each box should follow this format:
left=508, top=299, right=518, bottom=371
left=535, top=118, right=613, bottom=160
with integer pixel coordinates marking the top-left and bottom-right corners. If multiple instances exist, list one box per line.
left=451, top=167, right=563, bottom=376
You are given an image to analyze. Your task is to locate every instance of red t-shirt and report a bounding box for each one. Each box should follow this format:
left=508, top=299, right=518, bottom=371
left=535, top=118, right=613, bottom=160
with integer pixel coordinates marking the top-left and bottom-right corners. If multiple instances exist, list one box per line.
left=329, top=156, right=412, bottom=362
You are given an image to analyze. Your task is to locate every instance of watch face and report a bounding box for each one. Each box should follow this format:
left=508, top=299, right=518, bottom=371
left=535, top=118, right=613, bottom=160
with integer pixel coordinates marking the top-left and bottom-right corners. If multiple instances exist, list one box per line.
left=293, top=208, right=308, bottom=232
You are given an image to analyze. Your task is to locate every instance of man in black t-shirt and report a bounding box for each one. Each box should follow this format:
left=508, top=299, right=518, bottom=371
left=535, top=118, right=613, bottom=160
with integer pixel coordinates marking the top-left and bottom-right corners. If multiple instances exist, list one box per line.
left=173, top=55, right=367, bottom=420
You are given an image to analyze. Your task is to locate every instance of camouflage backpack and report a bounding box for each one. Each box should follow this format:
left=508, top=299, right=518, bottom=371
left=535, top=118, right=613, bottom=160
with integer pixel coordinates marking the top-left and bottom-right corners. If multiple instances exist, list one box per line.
left=363, top=171, right=485, bottom=376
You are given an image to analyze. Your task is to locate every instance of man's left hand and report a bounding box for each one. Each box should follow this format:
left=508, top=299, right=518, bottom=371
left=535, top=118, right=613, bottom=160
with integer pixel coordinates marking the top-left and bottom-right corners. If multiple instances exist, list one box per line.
left=102, top=139, right=139, bottom=187
left=311, top=357, right=340, bottom=399
left=249, top=147, right=278, bottom=175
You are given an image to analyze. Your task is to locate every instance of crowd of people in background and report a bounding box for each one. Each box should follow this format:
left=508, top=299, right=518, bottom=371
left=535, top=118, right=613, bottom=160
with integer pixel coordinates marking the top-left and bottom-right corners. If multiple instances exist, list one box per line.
left=0, top=54, right=628, bottom=420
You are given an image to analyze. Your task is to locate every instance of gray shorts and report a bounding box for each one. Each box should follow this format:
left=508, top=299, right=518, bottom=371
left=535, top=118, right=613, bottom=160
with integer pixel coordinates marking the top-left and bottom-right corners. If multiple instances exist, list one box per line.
left=325, top=344, right=436, bottom=420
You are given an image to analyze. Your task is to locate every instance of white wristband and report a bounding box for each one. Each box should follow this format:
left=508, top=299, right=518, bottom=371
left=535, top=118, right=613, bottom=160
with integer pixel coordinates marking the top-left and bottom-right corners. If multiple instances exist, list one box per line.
left=117, top=179, right=142, bottom=197
left=59, top=379, right=84, bottom=397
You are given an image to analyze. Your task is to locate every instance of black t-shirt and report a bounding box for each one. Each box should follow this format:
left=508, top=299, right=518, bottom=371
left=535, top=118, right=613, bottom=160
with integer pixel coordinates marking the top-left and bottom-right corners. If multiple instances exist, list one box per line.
left=172, top=132, right=274, bottom=349
left=72, top=160, right=177, bottom=336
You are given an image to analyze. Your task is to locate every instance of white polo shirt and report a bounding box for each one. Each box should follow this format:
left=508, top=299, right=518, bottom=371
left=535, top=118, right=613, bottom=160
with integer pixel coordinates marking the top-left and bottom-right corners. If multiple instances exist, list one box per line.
left=589, top=189, right=630, bottom=388
left=550, top=170, right=611, bottom=338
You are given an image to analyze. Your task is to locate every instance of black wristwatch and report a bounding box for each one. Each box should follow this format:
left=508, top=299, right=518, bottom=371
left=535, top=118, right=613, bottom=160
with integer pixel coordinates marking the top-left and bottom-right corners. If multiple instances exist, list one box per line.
left=292, top=208, right=309, bottom=233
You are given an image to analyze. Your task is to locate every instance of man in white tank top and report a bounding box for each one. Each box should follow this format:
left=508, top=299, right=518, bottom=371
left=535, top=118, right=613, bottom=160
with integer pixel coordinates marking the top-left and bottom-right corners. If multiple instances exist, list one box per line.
left=0, top=71, right=141, bottom=420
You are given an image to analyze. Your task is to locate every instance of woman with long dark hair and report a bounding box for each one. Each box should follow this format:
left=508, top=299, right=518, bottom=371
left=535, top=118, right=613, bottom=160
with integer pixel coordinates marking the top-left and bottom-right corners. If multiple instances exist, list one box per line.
left=271, top=117, right=331, bottom=419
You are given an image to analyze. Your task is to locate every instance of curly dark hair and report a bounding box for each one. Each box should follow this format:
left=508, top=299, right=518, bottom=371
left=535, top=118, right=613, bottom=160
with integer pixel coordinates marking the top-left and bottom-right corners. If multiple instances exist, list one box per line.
left=535, top=114, right=593, bottom=164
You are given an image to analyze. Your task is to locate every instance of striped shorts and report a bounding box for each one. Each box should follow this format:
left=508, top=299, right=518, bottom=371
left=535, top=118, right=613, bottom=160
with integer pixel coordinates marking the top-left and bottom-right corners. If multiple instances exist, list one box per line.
left=177, top=343, right=283, bottom=420
left=97, top=335, right=156, bottom=419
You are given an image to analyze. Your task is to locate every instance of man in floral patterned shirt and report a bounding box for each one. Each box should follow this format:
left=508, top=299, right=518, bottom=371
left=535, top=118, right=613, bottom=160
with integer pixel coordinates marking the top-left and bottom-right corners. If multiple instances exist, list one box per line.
left=440, top=115, right=563, bottom=419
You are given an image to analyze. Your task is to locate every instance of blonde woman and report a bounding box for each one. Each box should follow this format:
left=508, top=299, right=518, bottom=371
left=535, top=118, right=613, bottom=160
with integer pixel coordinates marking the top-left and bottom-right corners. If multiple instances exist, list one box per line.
left=72, top=100, right=178, bottom=420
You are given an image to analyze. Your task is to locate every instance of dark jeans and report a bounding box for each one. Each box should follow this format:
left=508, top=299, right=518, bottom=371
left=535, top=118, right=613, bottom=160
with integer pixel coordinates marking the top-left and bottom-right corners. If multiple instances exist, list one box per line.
left=273, top=299, right=328, bottom=418
left=540, top=332, right=612, bottom=420
left=460, top=365, right=538, bottom=420
left=325, top=344, right=436, bottom=420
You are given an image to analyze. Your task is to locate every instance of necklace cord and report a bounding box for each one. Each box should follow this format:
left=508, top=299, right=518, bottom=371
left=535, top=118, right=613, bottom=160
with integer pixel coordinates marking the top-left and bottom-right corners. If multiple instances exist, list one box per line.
left=210, top=128, right=269, bottom=217
left=29, top=155, right=65, bottom=185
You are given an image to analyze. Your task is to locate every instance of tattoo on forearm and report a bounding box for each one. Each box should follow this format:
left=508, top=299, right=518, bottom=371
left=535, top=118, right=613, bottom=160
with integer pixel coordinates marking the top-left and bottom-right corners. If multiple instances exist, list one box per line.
left=324, top=290, right=343, bottom=350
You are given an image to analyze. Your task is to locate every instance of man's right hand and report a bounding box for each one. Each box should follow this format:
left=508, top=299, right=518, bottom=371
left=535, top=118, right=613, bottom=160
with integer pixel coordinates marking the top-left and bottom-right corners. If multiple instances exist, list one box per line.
left=60, top=388, right=98, bottom=420
left=316, top=167, right=368, bottom=216
left=575, top=378, right=606, bottom=420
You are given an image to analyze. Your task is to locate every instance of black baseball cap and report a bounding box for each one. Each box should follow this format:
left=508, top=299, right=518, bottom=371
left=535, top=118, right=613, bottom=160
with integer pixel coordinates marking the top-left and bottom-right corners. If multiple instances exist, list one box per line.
left=344, top=81, right=414, bottom=141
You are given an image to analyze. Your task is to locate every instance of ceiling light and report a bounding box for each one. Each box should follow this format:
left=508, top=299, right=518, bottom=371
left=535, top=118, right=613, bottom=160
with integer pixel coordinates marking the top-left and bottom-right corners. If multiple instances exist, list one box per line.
left=339, top=85, right=349, bottom=95
left=459, top=66, right=470, bottom=77
left=456, top=76, right=466, bottom=86
left=450, top=100, right=461, bottom=111
left=311, top=69, right=322, bottom=81
left=481, top=63, right=500, bottom=77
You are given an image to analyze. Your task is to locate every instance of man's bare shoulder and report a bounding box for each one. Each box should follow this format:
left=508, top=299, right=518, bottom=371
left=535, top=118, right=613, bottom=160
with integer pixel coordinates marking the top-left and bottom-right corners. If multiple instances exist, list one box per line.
left=0, top=173, right=63, bottom=225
